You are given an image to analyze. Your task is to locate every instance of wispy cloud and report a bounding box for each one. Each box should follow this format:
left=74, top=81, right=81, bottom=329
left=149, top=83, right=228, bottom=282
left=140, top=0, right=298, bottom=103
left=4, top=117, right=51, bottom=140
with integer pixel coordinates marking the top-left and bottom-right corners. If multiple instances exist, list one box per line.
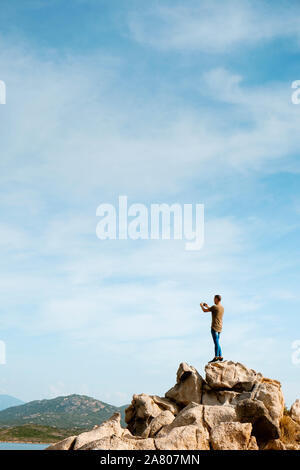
left=1, top=35, right=299, bottom=210
left=129, top=0, right=300, bottom=52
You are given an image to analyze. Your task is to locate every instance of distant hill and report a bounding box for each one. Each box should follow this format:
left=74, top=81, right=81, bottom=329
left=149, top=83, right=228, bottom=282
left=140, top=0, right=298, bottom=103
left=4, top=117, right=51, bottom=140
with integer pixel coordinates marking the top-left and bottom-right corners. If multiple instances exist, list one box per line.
left=0, top=395, right=25, bottom=411
left=0, top=394, right=128, bottom=429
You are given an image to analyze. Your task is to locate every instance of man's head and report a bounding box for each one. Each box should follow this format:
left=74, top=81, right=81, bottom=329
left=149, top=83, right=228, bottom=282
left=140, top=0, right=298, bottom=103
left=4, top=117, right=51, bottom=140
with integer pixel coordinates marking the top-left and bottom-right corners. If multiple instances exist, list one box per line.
left=214, top=294, right=222, bottom=304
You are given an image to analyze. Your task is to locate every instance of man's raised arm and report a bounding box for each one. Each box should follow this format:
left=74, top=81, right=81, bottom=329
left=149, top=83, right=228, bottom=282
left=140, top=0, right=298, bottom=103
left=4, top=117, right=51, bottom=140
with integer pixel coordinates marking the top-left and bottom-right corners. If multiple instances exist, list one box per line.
left=200, top=302, right=211, bottom=312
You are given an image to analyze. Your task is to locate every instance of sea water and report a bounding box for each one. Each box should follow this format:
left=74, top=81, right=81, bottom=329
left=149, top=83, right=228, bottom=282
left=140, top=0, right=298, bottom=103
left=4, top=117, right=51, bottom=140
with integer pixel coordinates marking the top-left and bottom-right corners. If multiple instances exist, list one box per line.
left=0, top=442, right=48, bottom=450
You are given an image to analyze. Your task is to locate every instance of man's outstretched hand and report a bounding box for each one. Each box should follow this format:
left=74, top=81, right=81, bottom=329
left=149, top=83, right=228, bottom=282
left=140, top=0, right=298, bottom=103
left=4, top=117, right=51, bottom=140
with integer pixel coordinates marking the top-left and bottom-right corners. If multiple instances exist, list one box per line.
left=200, top=302, right=210, bottom=312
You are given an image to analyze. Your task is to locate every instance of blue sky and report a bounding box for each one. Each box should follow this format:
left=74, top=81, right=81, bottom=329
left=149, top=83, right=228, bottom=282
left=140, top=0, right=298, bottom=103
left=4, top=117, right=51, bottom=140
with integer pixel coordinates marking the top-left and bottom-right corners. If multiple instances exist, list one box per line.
left=0, top=0, right=300, bottom=407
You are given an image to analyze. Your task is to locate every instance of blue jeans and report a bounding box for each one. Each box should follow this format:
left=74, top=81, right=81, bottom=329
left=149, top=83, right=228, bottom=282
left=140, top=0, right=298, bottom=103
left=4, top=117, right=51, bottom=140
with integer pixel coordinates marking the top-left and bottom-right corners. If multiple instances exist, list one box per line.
left=211, top=328, right=222, bottom=357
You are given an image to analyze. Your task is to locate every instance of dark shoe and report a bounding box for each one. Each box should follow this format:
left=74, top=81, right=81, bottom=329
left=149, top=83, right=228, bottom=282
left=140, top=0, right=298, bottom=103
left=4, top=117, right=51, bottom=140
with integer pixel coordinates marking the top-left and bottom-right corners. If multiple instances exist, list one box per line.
left=208, top=357, right=218, bottom=363
left=217, top=357, right=224, bottom=361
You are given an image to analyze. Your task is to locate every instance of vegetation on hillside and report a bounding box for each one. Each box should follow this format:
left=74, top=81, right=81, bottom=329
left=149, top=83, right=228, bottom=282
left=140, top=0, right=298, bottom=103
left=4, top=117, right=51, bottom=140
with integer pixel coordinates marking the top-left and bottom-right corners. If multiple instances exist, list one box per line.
left=0, top=394, right=128, bottom=429
left=0, top=424, right=84, bottom=443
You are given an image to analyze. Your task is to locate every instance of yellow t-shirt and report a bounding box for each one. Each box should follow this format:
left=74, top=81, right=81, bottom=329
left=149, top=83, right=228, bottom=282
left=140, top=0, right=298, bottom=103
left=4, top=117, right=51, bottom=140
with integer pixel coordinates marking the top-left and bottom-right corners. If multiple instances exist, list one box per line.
left=209, top=304, right=224, bottom=333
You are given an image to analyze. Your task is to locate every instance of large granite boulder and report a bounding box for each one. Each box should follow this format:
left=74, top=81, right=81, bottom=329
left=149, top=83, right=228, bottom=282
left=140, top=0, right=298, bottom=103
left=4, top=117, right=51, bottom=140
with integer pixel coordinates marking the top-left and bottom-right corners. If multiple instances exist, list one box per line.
left=205, top=362, right=284, bottom=431
left=290, top=399, right=300, bottom=425
left=46, top=435, right=77, bottom=451
left=141, top=410, right=175, bottom=438
left=156, top=402, right=204, bottom=434
left=125, top=393, right=179, bottom=436
left=155, top=424, right=209, bottom=450
left=156, top=402, right=237, bottom=440
left=165, top=362, right=204, bottom=406
left=252, top=378, right=285, bottom=424
left=235, top=398, right=280, bottom=442
left=203, top=404, right=237, bottom=431
left=46, top=413, right=125, bottom=451
left=73, top=412, right=124, bottom=450
left=205, top=361, right=263, bottom=391
left=201, top=386, right=251, bottom=406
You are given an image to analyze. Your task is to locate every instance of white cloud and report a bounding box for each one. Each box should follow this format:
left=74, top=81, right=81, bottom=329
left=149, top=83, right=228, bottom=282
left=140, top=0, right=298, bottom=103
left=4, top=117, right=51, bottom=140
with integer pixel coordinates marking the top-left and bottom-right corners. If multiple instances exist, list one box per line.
left=0, top=6, right=299, bottom=199
left=129, top=0, right=300, bottom=52
left=49, top=381, right=89, bottom=398
left=0, top=210, right=248, bottom=336
left=1, top=31, right=300, bottom=210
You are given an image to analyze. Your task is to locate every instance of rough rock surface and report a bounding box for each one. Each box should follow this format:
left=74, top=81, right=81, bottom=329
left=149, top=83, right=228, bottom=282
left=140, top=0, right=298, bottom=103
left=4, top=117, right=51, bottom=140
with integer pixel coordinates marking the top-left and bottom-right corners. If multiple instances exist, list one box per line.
left=202, top=387, right=251, bottom=406
left=141, top=410, right=175, bottom=438
left=155, top=424, right=209, bottom=450
left=156, top=402, right=203, bottom=436
left=203, top=404, right=237, bottom=430
left=165, top=362, right=204, bottom=406
left=125, top=393, right=180, bottom=436
left=263, top=439, right=286, bottom=450
left=78, top=434, right=156, bottom=450
left=290, top=399, right=300, bottom=425
left=73, top=412, right=124, bottom=450
left=46, top=360, right=296, bottom=451
left=236, top=398, right=280, bottom=442
left=205, top=361, right=263, bottom=391
left=210, top=422, right=257, bottom=450
left=47, top=435, right=77, bottom=451
left=252, top=379, right=285, bottom=423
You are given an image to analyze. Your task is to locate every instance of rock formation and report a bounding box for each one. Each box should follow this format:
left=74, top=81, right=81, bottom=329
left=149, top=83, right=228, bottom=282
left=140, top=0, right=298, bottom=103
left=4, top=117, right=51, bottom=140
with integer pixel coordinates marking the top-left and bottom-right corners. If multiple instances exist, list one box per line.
left=290, top=399, right=300, bottom=425
left=46, top=361, right=300, bottom=450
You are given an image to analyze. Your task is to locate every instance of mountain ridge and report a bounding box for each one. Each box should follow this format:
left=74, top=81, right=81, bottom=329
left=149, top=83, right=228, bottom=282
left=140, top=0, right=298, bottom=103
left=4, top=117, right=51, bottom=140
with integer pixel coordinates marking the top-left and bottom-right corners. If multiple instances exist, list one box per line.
left=0, top=395, right=25, bottom=411
left=0, top=394, right=128, bottom=429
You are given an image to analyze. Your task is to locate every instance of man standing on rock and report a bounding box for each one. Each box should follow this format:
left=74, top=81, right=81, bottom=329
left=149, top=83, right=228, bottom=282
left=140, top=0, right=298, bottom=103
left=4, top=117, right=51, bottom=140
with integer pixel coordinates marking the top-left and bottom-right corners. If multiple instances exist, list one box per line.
left=200, top=295, right=224, bottom=363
